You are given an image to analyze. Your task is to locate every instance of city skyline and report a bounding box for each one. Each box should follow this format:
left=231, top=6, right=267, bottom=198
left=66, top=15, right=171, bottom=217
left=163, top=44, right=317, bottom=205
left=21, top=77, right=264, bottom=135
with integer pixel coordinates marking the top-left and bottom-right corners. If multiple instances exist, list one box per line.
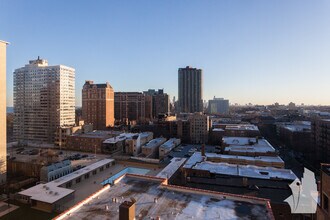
left=1, top=0, right=330, bottom=106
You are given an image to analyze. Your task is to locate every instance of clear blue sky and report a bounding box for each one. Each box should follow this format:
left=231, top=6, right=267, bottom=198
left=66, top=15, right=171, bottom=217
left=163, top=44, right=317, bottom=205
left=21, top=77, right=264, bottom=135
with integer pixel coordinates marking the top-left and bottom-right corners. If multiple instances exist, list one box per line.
left=1, top=0, right=330, bottom=106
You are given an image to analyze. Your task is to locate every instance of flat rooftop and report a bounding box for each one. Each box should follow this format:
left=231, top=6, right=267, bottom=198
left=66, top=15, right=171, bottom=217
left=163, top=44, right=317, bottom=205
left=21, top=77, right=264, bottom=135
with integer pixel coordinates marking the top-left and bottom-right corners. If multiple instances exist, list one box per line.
left=156, top=157, right=187, bottom=179
left=71, top=130, right=121, bottom=138
left=160, top=138, right=180, bottom=149
left=143, top=138, right=167, bottom=149
left=212, top=128, right=225, bottom=132
left=223, top=136, right=262, bottom=146
left=224, top=145, right=276, bottom=154
left=184, top=160, right=297, bottom=181
left=18, top=159, right=114, bottom=204
left=184, top=152, right=284, bottom=168
left=103, top=133, right=129, bottom=144
left=282, top=124, right=311, bottom=132
left=225, top=124, right=259, bottom=131
left=222, top=137, right=276, bottom=154
left=56, top=175, right=274, bottom=220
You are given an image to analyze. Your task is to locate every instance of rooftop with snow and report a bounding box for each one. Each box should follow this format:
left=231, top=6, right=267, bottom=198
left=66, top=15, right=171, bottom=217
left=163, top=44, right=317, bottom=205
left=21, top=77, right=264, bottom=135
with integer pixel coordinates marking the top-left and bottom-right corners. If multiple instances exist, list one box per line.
left=184, top=158, right=297, bottom=181
left=56, top=174, right=274, bottom=220
left=184, top=152, right=284, bottom=169
left=222, top=137, right=276, bottom=154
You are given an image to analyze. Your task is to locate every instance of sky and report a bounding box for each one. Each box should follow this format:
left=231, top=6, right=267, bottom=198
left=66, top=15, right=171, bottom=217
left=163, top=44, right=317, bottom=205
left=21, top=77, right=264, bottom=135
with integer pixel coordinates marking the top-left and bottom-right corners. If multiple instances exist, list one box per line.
left=1, top=0, right=330, bottom=106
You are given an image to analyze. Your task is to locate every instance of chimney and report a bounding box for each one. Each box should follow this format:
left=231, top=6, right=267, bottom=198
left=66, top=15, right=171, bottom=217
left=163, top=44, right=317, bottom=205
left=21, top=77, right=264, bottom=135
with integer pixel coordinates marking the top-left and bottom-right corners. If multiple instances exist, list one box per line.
left=119, top=198, right=136, bottom=220
left=201, top=144, right=205, bottom=157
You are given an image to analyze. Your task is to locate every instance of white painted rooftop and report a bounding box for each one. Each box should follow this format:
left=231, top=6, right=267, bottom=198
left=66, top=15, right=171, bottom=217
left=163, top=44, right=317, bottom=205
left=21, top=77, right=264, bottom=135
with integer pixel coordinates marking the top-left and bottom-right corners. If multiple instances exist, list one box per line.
left=103, top=134, right=127, bottom=144
left=212, top=128, right=225, bottom=132
left=283, top=124, right=311, bottom=132
left=222, top=137, right=276, bottom=153
left=224, top=145, right=276, bottom=154
left=186, top=161, right=297, bottom=181
left=225, top=124, right=259, bottom=131
left=143, top=138, right=167, bottom=149
left=184, top=152, right=284, bottom=168
left=157, top=157, right=187, bottom=179
left=159, top=138, right=180, bottom=149
left=19, top=159, right=114, bottom=204
left=223, top=137, right=259, bottom=146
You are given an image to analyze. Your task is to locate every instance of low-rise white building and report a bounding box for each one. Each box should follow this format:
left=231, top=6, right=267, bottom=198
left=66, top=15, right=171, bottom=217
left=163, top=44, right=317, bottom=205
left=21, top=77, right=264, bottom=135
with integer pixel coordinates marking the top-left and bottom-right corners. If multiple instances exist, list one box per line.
left=141, top=138, right=167, bottom=158
left=159, top=138, right=181, bottom=159
left=18, top=159, right=114, bottom=213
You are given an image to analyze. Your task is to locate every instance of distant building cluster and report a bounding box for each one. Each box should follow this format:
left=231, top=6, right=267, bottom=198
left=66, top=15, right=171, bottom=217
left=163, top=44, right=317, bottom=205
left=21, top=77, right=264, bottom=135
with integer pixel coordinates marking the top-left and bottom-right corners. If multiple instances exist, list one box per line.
left=3, top=52, right=330, bottom=220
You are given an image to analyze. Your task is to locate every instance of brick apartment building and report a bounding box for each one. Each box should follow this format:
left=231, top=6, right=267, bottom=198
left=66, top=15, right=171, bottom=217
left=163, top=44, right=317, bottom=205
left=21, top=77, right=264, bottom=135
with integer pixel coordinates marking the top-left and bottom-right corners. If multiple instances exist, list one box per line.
left=82, top=80, right=115, bottom=130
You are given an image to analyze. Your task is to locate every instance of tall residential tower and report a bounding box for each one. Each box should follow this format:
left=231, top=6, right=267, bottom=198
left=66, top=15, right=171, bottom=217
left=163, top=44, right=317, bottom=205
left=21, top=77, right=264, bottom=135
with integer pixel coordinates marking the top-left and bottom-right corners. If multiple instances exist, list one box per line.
left=178, top=66, right=203, bottom=113
left=82, top=80, right=115, bottom=129
left=13, top=58, right=75, bottom=145
left=0, top=40, right=8, bottom=183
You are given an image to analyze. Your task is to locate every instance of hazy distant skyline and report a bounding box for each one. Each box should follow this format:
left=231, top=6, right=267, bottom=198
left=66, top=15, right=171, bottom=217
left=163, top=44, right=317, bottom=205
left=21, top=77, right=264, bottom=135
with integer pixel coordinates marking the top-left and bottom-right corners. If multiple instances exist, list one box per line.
left=1, top=0, right=330, bottom=106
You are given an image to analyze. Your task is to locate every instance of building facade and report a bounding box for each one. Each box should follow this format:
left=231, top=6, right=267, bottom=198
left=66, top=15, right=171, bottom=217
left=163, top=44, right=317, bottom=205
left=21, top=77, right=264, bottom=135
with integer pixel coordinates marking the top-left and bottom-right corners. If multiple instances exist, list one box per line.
left=0, top=40, right=8, bottom=184
left=178, top=66, right=203, bottom=113
left=82, top=80, right=114, bottom=130
left=189, top=112, right=210, bottom=144
left=311, top=119, right=330, bottom=165
left=143, top=89, right=170, bottom=118
left=208, top=97, right=229, bottom=114
left=54, top=122, right=93, bottom=148
left=317, top=163, right=330, bottom=220
left=65, top=131, right=121, bottom=153
left=13, top=58, right=75, bottom=145
left=114, top=92, right=152, bottom=123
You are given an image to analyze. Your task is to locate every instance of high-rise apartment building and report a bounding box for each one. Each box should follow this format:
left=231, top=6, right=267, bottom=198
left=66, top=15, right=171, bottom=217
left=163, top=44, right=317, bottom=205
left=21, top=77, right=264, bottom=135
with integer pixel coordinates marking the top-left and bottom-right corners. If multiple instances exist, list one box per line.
left=208, top=97, right=229, bottom=114
left=178, top=66, right=203, bottom=113
left=143, top=89, right=169, bottom=118
left=82, top=81, right=114, bottom=129
left=0, top=40, right=8, bottom=184
left=13, top=57, right=75, bottom=145
left=311, top=119, right=330, bottom=165
left=114, top=92, right=152, bottom=123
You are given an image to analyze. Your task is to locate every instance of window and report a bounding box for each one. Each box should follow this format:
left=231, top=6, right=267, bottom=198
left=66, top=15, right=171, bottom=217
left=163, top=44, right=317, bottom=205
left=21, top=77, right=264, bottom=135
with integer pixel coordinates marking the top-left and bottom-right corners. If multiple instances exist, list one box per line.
left=85, top=173, right=90, bottom=179
left=92, top=170, right=97, bottom=175
left=76, top=177, right=81, bottom=184
left=66, top=181, right=72, bottom=188
left=323, top=194, right=329, bottom=212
